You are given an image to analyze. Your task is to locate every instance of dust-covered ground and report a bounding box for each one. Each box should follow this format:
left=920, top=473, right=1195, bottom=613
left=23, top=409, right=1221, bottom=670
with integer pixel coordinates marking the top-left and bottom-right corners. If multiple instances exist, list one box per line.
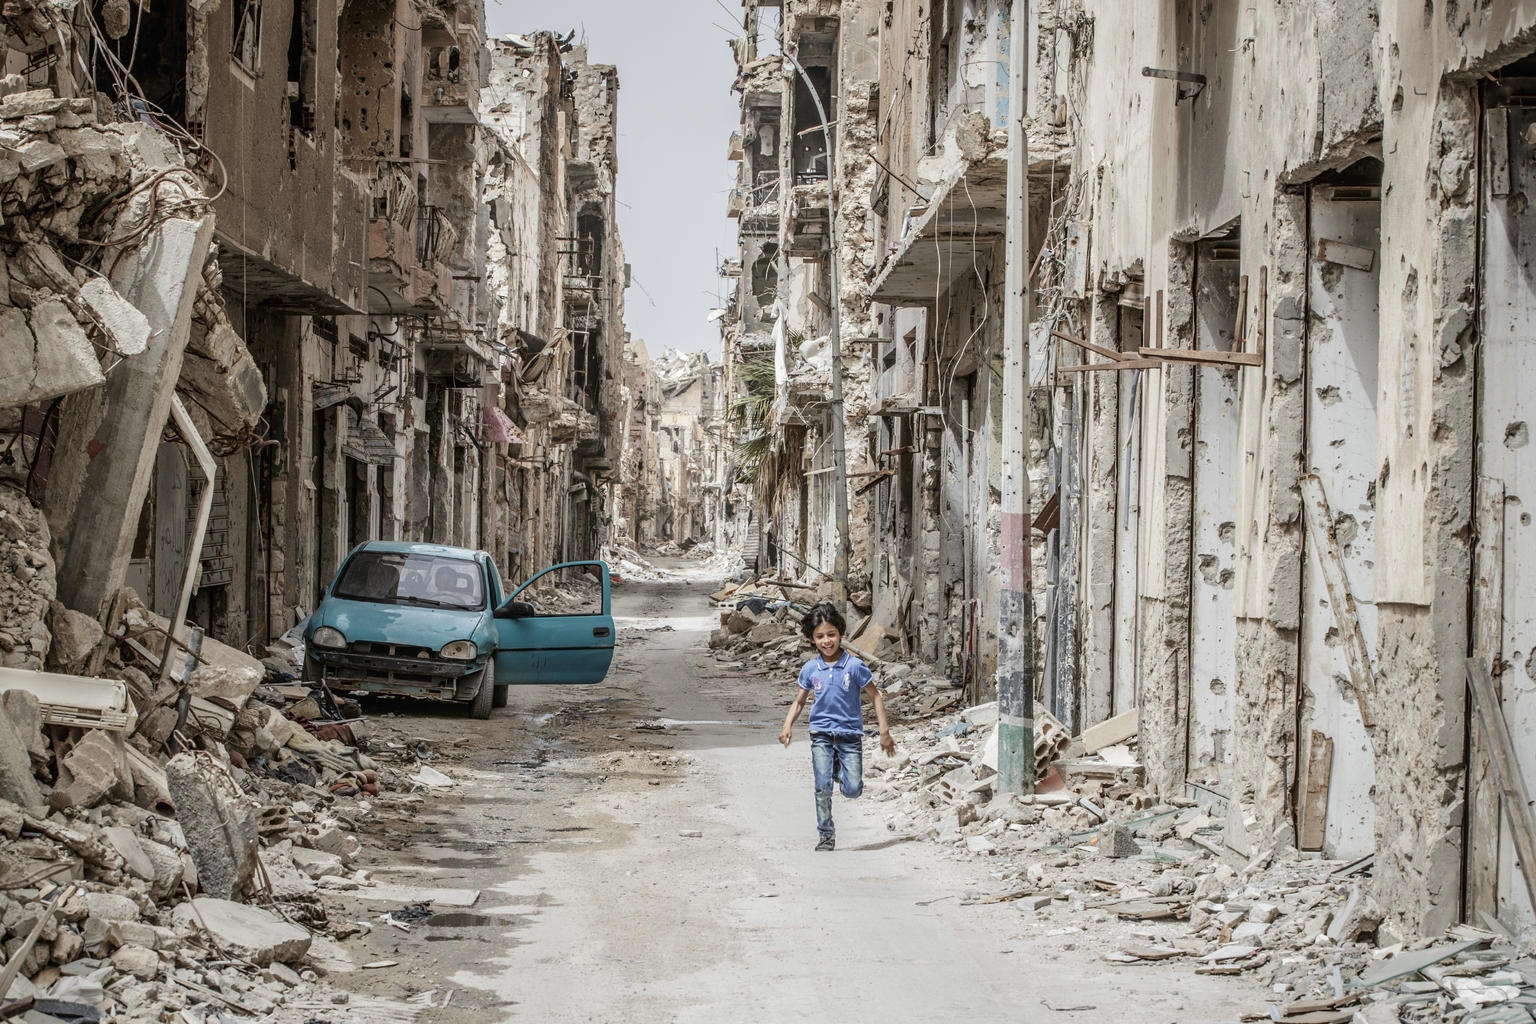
left=313, top=566, right=1267, bottom=1023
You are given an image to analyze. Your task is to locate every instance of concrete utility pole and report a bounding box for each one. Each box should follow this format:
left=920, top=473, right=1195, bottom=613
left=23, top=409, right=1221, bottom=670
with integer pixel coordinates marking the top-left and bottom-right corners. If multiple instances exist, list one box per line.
left=784, top=50, right=850, bottom=601
left=996, top=0, right=1035, bottom=794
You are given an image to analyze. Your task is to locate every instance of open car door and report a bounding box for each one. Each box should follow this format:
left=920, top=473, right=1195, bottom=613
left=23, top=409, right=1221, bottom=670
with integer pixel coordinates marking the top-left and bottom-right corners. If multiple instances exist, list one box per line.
left=493, top=561, right=614, bottom=685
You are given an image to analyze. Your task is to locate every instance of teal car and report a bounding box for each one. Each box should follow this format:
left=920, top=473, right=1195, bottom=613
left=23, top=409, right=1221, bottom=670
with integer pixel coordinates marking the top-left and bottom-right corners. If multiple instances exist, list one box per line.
left=303, top=541, right=615, bottom=718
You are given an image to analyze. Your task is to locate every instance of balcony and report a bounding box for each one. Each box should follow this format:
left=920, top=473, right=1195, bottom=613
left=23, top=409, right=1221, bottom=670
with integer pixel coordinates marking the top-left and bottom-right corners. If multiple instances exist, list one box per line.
left=423, top=26, right=485, bottom=124
left=367, top=169, right=453, bottom=314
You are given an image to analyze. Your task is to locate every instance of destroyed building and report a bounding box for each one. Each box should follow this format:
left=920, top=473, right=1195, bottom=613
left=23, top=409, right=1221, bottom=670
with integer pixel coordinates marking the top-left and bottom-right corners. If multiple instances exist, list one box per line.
left=0, top=2, right=662, bottom=1016
left=0, top=11, right=640, bottom=660
left=720, top=0, right=1536, bottom=943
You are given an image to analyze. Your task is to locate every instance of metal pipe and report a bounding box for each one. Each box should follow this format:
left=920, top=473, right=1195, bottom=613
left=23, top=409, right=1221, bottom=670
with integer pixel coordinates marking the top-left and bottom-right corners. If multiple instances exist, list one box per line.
left=996, top=0, right=1035, bottom=794
left=161, top=395, right=217, bottom=686
left=783, top=50, right=850, bottom=601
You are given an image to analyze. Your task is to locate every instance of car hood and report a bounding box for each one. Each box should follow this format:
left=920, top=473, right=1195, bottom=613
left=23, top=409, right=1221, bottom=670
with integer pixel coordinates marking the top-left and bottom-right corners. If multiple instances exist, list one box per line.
left=313, top=598, right=490, bottom=649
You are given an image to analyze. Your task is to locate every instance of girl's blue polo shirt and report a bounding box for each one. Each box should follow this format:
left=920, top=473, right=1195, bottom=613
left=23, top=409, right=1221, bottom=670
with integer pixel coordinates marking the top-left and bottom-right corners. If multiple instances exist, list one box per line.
left=797, top=650, right=873, bottom=736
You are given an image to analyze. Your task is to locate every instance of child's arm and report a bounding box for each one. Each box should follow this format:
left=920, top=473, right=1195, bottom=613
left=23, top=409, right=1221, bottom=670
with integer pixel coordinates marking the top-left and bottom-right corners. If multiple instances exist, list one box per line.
left=863, top=683, right=896, bottom=756
left=779, top=687, right=810, bottom=746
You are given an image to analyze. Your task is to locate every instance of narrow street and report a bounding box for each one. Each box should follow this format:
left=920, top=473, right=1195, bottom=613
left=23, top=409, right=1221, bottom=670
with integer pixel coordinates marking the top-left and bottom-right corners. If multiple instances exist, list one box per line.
left=325, top=569, right=1262, bottom=1022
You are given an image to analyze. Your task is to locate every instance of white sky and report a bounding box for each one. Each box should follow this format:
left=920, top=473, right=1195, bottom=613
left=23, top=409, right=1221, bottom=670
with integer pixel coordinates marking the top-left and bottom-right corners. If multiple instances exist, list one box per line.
left=485, top=1, right=744, bottom=357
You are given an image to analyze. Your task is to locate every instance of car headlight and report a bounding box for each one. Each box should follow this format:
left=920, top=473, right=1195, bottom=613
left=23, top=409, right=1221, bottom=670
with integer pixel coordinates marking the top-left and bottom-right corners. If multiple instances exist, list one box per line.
left=440, top=640, right=478, bottom=661
left=311, top=626, right=347, bottom=650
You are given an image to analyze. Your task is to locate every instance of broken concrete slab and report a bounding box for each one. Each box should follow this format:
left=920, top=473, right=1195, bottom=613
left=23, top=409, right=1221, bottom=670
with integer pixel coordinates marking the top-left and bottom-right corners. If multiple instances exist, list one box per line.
left=50, top=729, right=131, bottom=811
left=164, top=751, right=258, bottom=901
left=77, top=278, right=150, bottom=356
left=101, top=826, right=155, bottom=882
left=0, top=304, right=103, bottom=409
left=1080, top=708, right=1139, bottom=755
left=178, top=323, right=267, bottom=431
left=171, top=898, right=311, bottom=966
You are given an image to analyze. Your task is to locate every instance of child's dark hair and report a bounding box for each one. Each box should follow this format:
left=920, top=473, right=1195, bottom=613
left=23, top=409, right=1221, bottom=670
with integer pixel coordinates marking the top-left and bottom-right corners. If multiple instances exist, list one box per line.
left=800, top=602, right=846, bottom=639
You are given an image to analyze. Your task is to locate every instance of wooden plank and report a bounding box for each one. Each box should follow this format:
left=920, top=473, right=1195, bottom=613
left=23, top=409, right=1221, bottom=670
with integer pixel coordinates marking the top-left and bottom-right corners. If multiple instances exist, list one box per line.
left=1466, top=657, right=1536, bottom=911
left=1080, top=708, right=1139, bottom=753
left=1468, top=478, right=1506, bottom=920
left=1137, top=347, right=1264, bottom=367
left=1299, top=729, right=1334, bottom=851
left=1315, top=238, right=1376, bottom=272
left=1057, top=359, right=1156, bottom=373
left=1255, top=266, right=1268, bottom=361
left=1233, top=274, right=1249, bottom=354
left=1051, top=328, right=1126, bottom=363
left=1298, top=474, right=1376, bottom=729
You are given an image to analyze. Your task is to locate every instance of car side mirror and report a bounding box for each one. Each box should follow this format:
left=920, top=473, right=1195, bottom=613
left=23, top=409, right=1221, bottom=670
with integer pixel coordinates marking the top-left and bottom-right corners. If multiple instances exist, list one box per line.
left=495, top=599, right=536, bottom=619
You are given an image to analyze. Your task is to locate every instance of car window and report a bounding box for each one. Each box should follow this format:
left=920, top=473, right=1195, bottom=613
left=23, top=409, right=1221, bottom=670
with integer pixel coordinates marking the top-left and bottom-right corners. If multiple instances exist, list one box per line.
left=334, top=551, right=486, bottom=610
left=515, top=564, right=604, bottom=617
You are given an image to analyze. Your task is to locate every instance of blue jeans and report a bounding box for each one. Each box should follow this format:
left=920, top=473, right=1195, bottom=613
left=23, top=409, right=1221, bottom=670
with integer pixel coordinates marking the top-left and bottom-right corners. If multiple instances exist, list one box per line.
left=810, top=732, right=864, bottom=838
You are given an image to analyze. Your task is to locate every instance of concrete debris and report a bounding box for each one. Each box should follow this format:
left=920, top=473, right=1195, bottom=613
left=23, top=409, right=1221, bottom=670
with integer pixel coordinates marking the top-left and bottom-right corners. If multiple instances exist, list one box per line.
left=164, top=751, right=259, bottom=901
left=172, top=897, right=312, bottom=966
left=50, top=729, right=132, bottom=811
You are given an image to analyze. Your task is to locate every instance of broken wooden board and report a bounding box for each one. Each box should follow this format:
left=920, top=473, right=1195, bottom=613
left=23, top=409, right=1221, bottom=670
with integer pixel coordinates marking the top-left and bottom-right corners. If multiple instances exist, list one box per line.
left=1299, top=474, right=1377, bottom=729
left=1080, top=709, right=1139, bottom=754
left=1299, top=730, right=1334, bottom=852
left=1468, top=657, right=1536, bottom=913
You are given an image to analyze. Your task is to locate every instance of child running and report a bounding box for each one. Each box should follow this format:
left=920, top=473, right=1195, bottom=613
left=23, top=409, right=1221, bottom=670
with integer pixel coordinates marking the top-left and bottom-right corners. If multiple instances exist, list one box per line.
left=778, top=602, right=896, bottom=851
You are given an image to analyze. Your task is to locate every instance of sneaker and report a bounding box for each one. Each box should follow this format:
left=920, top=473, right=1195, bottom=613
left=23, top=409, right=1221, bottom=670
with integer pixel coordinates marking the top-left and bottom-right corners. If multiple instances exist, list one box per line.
left=815, top=835, right=835, bottom=852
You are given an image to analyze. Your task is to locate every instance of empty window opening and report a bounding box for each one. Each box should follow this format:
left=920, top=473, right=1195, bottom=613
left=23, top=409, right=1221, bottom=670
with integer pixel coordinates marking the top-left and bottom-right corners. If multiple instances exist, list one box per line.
left=286, top=0, right=318, bottom=132
left=92, top=0, right=187, bottom=124
left=792, top=63, right=835, bottom=182
left=232, top=0, right=262, bottom=72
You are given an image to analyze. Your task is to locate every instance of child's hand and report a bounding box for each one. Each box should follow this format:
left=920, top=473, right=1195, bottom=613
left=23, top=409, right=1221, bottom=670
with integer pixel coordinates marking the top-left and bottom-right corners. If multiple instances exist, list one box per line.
left=778, top=726, right=792, bottom=747
left=879, top=729, right=895, bottom=757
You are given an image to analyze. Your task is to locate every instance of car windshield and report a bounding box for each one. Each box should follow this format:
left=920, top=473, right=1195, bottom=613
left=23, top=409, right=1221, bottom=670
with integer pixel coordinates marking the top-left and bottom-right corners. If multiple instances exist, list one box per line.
left=333, top=551, right=486, bottom=610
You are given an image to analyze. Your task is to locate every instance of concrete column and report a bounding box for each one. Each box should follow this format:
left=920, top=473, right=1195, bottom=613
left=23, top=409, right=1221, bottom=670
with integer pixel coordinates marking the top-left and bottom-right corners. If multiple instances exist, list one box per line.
left=50, top=214, right=216, bottom=619
left=1139, top=248, right=1197, bottom=800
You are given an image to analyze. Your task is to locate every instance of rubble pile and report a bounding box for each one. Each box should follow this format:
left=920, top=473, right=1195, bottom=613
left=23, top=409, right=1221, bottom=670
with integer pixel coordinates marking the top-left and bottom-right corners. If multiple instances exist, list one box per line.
left=0, top=486, right=443, bottom=1021
left=710, top=570, right=1536, bottom=1022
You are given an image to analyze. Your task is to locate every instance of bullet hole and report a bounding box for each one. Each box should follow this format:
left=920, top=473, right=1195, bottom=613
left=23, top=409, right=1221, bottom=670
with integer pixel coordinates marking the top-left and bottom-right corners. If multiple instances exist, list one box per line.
left=1316, top=385, right=1341, bottom=406
left=1392, top=86, right=1404, bottom=113
left=1209, top=678, right=1225, bottom=695
left=1402, top=268, right=1418, bottom=306
left=1198, top=553, right=1222, bottom=585
left=1366, top=480, right=1377, bottom=505
left=1219, top=569, right=1234, bottom=589
left=1523, top=512, right=1532, bottom=527
left=1380, top=458, right=1390, bottom=488
left=1219, top=521, right=1236, bottom=544
left=1505, top=421, right=1528, bottom=449
left=1334, top=513, right=1359, bottom=546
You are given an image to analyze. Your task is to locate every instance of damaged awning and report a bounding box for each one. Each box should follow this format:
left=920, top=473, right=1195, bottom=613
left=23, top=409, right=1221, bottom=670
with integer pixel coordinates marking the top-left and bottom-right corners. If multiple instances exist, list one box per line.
left=341, top=414, right=397, bottom=465
left=869, top=148, right=1069, bottom=305
left=482, top=405, right=526, bottom=445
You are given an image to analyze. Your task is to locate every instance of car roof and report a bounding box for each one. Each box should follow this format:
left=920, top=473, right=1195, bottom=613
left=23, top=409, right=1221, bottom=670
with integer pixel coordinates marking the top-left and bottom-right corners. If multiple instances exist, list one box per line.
left=353, top=540, right=489, bottom=561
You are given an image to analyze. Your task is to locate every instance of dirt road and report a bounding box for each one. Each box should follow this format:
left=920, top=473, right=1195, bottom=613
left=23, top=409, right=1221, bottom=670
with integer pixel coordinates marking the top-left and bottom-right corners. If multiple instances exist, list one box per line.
left=327, top=571, right=1265, bottom=1022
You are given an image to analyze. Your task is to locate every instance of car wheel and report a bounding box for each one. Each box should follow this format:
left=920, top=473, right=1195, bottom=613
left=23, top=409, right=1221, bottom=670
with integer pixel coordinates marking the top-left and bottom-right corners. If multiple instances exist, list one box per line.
left=470, top=662, right=494, bottom=720
left=303, top=652, right=323, bottom=683
left=492, top=684, right=509, bottom=709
